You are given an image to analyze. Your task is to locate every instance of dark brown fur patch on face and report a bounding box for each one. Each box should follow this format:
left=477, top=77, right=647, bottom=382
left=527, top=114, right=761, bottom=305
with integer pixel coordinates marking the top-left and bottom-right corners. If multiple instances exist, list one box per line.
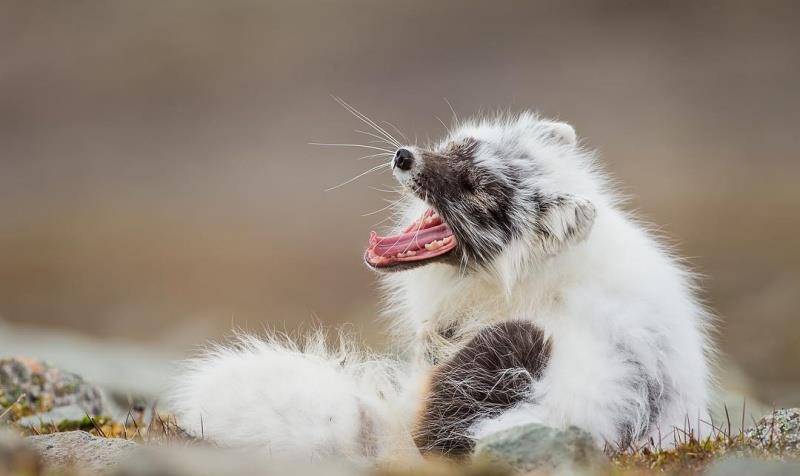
left=413, top=320, right=551, bottom=457
left=412, top=139, right=524, bottom=267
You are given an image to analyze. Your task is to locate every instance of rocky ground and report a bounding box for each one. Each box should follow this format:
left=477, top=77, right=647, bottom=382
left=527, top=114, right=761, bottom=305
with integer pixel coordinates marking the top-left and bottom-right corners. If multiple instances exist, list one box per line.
left=2, top=357, right=799, bottom=476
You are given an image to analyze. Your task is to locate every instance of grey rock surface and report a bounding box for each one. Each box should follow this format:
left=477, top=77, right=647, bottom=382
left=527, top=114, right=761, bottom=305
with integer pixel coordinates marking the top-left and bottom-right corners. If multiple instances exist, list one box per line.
left=705, top=456, right=800, bottom=476
left=474, top=423, right=607, bottom=473
left=26, top=430, right=137, bottom=472
left=110, top=445, right=363, bottom=476
left=746, top=408, right=800, bottom=452
left=0, top=357, right=104, bottom=419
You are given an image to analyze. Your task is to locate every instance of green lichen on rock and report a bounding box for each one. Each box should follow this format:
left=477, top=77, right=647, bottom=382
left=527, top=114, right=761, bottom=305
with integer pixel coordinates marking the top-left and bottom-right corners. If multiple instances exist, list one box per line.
left=474, top=423, right=608, bottom=473
left=746, top=408, right=800, bottom=453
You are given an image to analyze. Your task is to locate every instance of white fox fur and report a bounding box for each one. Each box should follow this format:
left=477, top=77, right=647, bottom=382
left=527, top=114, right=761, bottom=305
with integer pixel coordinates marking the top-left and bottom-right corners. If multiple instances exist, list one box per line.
left=169, top=111, right=714, bottom=461
left=168, top=331, right=425, bottom=462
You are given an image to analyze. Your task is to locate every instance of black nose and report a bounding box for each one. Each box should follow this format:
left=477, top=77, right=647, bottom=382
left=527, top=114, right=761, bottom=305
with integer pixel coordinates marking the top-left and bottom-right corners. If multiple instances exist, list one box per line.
left=393, top=148, right=414, bottom=171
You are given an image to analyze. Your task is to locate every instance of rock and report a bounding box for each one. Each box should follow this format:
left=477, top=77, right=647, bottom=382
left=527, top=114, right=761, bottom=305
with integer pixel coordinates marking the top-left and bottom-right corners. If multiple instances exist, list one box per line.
left=0, top=428, right=43, bottom=475
left=0, top=357, right=104, bottom=421
left=705, top=456, right=800, bottom=476
left=473, top=423, right=607, bottom=474
left=746, top=408, right=800, bottom=452
left=26, top=430, right=137, bottom=473
left=109, top=445, right=362, bottom=476
left=0, top=321, right=175, bottom=406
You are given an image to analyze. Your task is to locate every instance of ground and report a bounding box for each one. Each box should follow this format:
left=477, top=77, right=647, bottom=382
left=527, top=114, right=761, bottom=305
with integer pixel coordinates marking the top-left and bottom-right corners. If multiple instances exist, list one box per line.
left=2, top=357, right=799, bottom=475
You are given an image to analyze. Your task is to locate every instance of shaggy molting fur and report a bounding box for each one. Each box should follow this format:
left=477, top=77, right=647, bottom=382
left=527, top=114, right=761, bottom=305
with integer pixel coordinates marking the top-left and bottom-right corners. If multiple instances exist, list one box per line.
left=382, top=112, right=713, bottom=447
left=169, top=110, right=714, bottom=462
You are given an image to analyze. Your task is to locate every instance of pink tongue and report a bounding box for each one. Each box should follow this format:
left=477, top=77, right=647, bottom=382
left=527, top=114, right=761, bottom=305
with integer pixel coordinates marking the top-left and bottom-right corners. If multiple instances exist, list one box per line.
left=369, top=223, right=454, bottom=255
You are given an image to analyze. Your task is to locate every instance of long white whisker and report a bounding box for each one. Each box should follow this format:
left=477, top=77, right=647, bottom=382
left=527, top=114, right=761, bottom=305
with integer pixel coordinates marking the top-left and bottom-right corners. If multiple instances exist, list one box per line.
left=355, top=129, right=400, bottom=148
left=335, top=97, right=399, bottom=145
left=368, top=185, right=403, bottom=193
left=381, top=120, right=410, bottom=144
left=434, top=115, right=451, bottom=134
left=309, top=142, right=394, bottom=153
left=402, top=191, right=428, bottom=253
left=332, top=96, right=402, bottom=148
left=443, top=97, right=459, bottom=124
left=325, top=163, right=389, bottom=192
left=401, top=219, right=424, bottom=254
left=357, top=152, right=393, bottom=161
left=362, top=196, right=406, bottom=216
left=371, top=210, right=406, bottom=228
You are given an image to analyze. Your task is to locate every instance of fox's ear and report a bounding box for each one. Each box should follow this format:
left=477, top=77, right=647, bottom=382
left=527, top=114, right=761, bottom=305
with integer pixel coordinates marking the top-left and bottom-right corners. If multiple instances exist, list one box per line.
left=542, top=121, right=577, bottom=146
left=535, top=195, right=596, bottom=254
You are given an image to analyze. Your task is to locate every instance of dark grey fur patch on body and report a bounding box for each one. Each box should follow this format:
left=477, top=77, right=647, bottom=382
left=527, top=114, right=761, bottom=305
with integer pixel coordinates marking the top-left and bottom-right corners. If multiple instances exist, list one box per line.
left=413, top=320, right=551, bottom=457
left=615, top=345, right=670, bottom=449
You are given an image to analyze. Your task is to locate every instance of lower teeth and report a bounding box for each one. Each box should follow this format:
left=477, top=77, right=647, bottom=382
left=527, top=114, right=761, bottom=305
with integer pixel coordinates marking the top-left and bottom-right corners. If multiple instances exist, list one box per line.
left=396, top=250, right=419, bottom=259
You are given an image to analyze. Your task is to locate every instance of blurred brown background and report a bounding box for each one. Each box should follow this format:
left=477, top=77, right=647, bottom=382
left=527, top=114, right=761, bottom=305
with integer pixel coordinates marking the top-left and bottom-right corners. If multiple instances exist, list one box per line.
left=1, top=1, right=798, bottom=403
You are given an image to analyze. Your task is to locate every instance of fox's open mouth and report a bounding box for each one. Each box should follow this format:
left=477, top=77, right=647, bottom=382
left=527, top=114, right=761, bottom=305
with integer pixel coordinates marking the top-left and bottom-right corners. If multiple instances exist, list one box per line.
left=365, top=209, right=457, bottom=270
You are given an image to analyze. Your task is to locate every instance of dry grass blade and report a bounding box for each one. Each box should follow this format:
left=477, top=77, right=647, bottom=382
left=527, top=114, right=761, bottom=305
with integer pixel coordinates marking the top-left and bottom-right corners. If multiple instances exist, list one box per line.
left=85, top=412, right=107, bottom=438
left=740, top=398, right=747, bottom=442
left=724, top=403, right=733, bottom=443
left=0, top=393, right=26, bottom=421
left=127, top=409, right=143, bottom=440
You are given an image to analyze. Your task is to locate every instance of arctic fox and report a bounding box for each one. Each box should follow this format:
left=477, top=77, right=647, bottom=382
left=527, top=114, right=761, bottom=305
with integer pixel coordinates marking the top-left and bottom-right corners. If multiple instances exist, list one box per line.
left=169, top=110, right=714, bottom=462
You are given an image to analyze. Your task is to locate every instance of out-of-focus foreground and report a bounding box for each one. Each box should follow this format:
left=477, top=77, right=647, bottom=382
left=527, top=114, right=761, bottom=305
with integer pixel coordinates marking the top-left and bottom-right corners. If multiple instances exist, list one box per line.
left=1, top=1, right=798, bottom=403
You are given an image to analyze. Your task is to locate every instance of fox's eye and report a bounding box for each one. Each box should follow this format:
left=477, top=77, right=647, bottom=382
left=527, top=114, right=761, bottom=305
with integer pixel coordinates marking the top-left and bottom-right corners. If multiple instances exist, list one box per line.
left=461, top=177, right=477, bottom=194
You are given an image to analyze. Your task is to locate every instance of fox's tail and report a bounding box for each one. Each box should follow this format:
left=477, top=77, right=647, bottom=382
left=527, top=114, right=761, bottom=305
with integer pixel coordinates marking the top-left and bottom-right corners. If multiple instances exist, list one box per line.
left=168, top=331, right=421, bottom=463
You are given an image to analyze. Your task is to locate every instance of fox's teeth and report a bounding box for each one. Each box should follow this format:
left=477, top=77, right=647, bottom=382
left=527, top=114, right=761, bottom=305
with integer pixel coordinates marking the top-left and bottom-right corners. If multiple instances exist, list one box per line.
left=406, top=250, right=417, bottom=256
left=430, top=212, right=440, bottom=221
left=425, top=241, right=442, bottom=251
left=442, top=236, right=453, bottom=244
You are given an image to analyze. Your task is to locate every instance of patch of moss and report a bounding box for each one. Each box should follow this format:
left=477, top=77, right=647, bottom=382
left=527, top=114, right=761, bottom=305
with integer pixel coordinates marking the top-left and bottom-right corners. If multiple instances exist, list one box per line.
left=608, top=433, right=800, bottom=475
left=14, top=411, right=193, bottom=445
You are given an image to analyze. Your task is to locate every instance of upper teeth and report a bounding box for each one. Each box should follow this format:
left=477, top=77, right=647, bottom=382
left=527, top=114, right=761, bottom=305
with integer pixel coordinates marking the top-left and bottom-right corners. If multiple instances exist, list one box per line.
left=424, top=212, right=441, bottom=225
left=424, top=239, right=446, bottom=251
left=392, top=237, right=452, bottom=259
